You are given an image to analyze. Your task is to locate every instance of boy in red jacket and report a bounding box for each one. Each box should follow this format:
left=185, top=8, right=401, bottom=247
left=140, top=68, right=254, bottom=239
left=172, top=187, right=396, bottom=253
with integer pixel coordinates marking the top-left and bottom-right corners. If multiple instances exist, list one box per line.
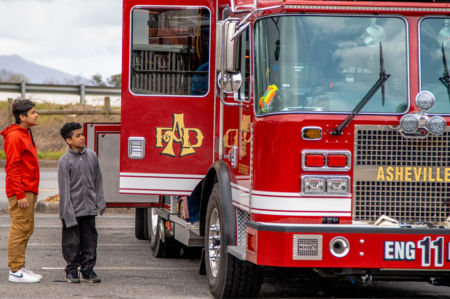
left=1, top=99, right=42, bottom=283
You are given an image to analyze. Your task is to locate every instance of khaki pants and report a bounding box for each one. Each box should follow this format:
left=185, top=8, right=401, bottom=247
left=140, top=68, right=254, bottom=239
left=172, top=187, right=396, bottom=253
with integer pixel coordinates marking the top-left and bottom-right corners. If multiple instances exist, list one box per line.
left=7, top=192, right=37, bottom=271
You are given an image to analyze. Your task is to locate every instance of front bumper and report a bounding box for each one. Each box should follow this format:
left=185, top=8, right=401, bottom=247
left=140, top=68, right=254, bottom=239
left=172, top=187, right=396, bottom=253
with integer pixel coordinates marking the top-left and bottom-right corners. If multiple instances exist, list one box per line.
left=246, top=221, right=450, bottom=270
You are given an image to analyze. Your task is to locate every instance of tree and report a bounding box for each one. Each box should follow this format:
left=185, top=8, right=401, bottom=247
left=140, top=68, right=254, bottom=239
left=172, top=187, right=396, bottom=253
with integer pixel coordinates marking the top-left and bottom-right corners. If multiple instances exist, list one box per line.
left=107, top=74, right=122, bottom=88
left=0, top=69, right=29, bottom=83
left=90, top=73, right=106, bottom=86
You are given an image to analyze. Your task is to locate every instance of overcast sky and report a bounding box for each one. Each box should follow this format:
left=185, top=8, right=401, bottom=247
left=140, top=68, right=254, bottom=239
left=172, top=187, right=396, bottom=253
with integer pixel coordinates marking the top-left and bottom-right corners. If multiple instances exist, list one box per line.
left=0, top=0, right=122, bottom=80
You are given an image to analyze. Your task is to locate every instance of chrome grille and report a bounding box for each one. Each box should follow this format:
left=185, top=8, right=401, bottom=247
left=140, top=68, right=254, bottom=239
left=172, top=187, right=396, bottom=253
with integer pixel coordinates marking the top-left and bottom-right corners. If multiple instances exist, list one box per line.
left=237, top=209, right=250, bottom=247
left=354, top=181, right=450, bottom=223
left=354, top=125, right=450, bottom=224
left=356, top=128, right=450, bottom=167
left=293, top=234, right=322, bottom=260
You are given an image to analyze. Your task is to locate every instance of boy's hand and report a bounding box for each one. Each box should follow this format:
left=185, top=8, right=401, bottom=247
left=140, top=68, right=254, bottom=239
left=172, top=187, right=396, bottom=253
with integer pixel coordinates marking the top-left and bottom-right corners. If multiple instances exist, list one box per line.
left=17, top=198, right=29, bottom=209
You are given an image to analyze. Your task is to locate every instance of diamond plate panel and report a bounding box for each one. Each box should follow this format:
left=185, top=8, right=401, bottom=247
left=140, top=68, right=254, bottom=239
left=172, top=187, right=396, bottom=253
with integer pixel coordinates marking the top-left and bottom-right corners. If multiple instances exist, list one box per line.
left=170, top=196, right=179, bottom=214
left=237, top=209, right=250, bottom=247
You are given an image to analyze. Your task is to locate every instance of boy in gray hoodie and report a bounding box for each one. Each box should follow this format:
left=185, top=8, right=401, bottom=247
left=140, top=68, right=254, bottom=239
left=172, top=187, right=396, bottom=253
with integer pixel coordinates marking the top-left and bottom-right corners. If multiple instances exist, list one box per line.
left=58, top=122, right=106, bottom=283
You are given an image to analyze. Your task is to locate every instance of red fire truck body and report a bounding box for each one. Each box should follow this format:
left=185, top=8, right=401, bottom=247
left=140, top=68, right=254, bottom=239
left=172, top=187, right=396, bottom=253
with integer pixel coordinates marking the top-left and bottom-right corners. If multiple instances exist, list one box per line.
left=86, top=0, right=450, bottom=297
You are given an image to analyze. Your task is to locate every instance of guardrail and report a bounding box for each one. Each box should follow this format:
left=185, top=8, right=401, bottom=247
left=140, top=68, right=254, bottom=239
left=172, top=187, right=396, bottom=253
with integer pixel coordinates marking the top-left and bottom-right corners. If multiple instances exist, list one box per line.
left=5, top=97, right=120, bottom=124
left=0, top=81, right=121, bottom=105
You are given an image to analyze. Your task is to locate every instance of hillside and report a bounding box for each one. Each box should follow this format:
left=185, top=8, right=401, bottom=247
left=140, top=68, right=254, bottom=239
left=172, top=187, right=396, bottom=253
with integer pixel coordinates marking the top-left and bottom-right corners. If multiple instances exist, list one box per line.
left=0, top=54, right=90, bottom=84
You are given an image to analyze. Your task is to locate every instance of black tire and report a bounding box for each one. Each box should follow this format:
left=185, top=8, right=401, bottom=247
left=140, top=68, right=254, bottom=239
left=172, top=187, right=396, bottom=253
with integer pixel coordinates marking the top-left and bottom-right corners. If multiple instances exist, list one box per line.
left=135, top=208, right=147, bottom=240
left=143, top=208, right=149, bottom=240
left=205, top=183, right=264, bottom=299
left=149, top=208, right=181, bottom=258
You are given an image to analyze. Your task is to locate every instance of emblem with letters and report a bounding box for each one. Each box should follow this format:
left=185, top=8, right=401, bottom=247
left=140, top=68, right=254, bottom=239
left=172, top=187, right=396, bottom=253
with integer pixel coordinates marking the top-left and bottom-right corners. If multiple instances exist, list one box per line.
left=155, top=113, right=204, bottom=157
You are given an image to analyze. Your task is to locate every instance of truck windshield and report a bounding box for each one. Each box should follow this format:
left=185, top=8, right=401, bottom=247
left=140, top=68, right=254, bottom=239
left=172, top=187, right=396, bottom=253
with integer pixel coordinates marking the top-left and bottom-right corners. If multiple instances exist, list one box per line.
left=420, top=17, right=450, bottom=114
left=254, top=16, right=408, bottom=115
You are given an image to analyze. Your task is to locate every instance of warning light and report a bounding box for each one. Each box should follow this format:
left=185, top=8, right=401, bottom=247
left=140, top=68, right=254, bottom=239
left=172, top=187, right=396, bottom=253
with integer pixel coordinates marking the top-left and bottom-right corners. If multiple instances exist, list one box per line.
left=328, top=155, right=348, bottom=167
left=305, top=154, right=326, bottom=167
left=303, top=129, right=322, bottom=140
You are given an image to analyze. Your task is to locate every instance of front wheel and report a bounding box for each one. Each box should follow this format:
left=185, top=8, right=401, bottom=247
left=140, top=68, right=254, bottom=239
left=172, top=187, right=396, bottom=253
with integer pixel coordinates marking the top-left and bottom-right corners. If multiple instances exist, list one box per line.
left=205, top=183, right=264, bottom=299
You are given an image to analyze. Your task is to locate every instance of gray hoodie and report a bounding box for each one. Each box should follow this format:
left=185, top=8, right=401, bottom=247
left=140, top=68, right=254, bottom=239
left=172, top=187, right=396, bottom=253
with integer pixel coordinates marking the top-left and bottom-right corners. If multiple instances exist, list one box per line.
left=58, top=146, right=106, bottom=228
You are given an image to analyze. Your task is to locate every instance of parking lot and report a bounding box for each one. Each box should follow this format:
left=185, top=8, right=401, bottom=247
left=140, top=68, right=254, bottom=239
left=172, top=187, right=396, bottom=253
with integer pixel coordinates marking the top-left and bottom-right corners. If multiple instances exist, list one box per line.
left=1, top=169, right=450, bottom=298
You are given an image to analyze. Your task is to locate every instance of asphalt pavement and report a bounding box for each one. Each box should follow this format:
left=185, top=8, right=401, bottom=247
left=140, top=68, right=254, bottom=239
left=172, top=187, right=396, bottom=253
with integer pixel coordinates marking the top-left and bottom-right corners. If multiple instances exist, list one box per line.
left=0, top=168, right=449, bottom=298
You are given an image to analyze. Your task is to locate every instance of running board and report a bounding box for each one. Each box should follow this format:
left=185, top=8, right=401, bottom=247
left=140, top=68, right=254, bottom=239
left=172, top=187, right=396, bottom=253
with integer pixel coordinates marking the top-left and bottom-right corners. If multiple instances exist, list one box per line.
left=169, top=215, right=203, bottom=247
left=228, top=246, right=247, bottom=260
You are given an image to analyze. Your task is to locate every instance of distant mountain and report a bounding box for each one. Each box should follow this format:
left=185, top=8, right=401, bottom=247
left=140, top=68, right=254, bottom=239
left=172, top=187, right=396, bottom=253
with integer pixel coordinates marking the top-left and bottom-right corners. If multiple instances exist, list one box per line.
left=0, top=54, right=91, bottom=85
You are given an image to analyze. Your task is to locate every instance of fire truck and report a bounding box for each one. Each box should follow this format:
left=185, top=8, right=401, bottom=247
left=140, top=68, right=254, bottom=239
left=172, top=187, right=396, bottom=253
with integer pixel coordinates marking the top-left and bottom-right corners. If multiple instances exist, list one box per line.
left=85, top=0, right=450, bottom=297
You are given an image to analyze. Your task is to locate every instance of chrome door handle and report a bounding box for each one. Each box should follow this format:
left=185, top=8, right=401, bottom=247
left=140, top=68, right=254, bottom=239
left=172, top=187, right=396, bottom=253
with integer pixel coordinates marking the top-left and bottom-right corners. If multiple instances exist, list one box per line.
left=224, top=145, right=238, bottom=169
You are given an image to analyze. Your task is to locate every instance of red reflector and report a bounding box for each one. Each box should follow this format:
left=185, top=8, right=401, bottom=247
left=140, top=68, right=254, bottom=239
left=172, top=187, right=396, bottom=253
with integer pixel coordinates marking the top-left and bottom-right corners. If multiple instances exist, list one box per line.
left=305, top=154, right=325, bottom=167
left=247, top=234, right=255, bottom=252
left=328, top=155, right=348, bottom=167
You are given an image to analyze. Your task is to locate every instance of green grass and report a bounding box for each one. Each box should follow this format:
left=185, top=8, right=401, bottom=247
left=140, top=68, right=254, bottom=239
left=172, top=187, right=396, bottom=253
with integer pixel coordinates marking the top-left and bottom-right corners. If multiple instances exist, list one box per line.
left=0, top=150, right=65, bottom=160
left=37, top=151, right=65, bottom=160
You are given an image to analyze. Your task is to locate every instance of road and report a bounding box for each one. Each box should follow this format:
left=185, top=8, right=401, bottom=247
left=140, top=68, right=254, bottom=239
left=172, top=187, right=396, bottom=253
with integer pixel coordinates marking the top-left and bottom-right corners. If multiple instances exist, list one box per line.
left=0, top=168, right=59, bottom=210
left=0, top=168, right=449, bottom=298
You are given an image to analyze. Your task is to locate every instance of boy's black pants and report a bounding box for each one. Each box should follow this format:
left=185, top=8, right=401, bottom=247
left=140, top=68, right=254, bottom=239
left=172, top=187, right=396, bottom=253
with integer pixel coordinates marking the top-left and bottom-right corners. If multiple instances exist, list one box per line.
left=62, top=216, right=98, bottom=274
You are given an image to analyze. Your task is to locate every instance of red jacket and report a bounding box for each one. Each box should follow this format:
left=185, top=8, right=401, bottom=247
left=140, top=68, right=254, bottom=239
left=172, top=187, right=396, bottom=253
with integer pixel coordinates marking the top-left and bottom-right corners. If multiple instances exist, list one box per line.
left=1, top=125, right=40, bottom=200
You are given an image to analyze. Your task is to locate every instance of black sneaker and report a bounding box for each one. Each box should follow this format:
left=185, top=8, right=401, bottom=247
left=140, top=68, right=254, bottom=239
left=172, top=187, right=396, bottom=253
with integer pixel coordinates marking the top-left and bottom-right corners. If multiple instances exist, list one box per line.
left=65, top=271, right=80, bottom=283
left=81, top=270, right=101, bottom=283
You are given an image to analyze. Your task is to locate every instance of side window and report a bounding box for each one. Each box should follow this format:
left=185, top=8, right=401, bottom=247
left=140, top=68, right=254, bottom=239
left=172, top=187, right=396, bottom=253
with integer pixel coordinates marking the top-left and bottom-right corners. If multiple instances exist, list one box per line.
left=235, top=28, right=250, bottom=101
left=131, top=7, right=211, bottom=96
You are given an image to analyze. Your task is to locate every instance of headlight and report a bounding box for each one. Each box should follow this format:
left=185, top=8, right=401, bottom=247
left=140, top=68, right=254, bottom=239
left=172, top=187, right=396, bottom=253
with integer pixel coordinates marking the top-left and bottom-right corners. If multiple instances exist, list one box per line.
left=415, top=91, right=435, bottom=111
left=302, top=178, right=326, bottom=195
left=400, top=114, right=419, bottom=133
left=428, top=116, right=446, bottom=135
left=327, top=178, right=349, bottom=195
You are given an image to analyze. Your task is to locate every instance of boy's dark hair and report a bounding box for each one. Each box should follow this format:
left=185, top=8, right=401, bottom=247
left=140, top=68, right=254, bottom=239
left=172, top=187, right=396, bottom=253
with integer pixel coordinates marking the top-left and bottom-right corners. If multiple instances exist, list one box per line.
left=12, top=98, right=35, bottom=124
left=60, top=122, right=82, bottom=141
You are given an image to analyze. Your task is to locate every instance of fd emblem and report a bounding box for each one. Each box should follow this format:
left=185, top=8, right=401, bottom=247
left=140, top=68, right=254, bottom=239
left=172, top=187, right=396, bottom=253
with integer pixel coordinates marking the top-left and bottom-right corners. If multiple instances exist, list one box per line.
left=155, top=113, right=204, bottom=157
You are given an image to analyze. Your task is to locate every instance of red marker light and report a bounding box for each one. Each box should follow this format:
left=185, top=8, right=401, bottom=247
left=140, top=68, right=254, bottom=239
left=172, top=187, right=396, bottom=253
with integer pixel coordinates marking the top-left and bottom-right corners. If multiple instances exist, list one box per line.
left=305, top=154, right=326, bottom=167
left=328, top=155, right=348, bottom=167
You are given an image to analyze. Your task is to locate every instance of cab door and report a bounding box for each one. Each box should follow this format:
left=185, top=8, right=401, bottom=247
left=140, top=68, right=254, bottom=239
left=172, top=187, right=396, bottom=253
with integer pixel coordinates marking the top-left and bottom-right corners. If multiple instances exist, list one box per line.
left=120, top=1, right=216, bottom=196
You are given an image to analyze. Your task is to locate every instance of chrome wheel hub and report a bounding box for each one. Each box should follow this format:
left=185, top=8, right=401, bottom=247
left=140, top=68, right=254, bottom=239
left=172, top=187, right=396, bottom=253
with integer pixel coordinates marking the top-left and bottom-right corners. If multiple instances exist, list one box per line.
left=208, top=208, right=221, bottom=277
left=151, top=209, right=158, bottom=235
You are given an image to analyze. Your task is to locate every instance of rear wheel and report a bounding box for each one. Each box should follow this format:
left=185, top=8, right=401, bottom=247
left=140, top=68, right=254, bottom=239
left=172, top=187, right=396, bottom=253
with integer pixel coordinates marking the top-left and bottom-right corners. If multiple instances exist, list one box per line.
left=149, top=208, right=181, bottom=258
left=135, top=208, right=148, bottom=240
left=205, top=183, right=264, bottom=299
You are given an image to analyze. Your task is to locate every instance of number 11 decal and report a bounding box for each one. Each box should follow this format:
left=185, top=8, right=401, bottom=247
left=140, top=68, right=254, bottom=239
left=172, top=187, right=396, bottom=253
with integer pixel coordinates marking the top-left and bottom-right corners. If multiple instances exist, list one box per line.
left=431, top=237, right=444, bottom=267
left=418, top=237, right=444, bottom=267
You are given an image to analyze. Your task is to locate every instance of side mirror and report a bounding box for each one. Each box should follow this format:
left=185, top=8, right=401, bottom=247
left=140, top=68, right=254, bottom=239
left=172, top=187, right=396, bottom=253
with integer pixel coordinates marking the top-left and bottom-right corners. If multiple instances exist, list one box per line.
left=215, top=21, right=238, bottom=73
left=218, top=72, right=242, bottom=93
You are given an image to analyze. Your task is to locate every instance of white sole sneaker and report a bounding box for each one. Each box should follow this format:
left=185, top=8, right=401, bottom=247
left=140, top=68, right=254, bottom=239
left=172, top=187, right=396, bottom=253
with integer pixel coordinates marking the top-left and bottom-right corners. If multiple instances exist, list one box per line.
left=9, top=270, right=41, bottom=283
left=22, top=267, right=42, bottom=280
